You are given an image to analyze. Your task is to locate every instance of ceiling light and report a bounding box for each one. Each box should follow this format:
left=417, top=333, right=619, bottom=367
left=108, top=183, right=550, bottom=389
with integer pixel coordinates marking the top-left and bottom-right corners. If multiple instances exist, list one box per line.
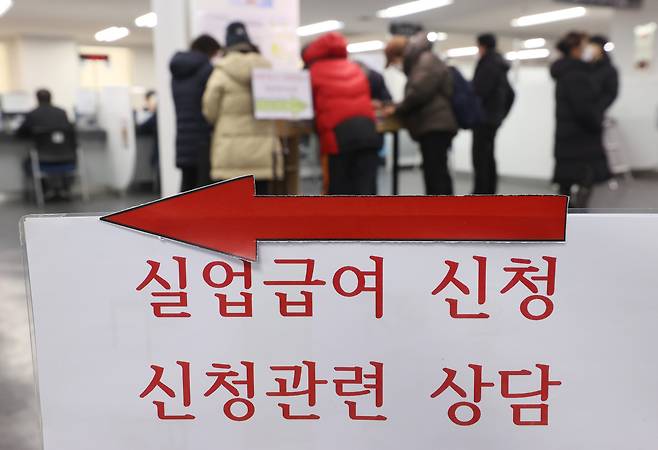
left=511, top=7, right=586, bottom=27
left=427, top=31, right=448, bottom=42
left=135, top=12, right=157, bottom=28
left=523, top=38, right=546, bottom=49
left=0, top=0, right=13, bottom=16
left=377, top=0, right=453, bottom=19
left=95, top=27, right=130, bottom=43
left=604, top=42, right=615, bottom=52
left=296, top=20, right=344, bottom=37
left=445, top=46, right=479, bottom=58
left=506, top=48, right=551, bottom=61
left=347, top=40, right=385, bottom=53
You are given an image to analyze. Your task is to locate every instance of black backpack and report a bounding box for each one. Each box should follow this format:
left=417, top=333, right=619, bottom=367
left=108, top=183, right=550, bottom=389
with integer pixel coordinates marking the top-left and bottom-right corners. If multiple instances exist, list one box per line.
left=449, top=66, right=485, bottom=130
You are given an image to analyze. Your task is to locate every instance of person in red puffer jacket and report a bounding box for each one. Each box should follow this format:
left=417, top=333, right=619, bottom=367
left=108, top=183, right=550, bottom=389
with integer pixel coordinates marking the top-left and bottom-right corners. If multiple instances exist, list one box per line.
left=303, top=32, right=382, bottom=195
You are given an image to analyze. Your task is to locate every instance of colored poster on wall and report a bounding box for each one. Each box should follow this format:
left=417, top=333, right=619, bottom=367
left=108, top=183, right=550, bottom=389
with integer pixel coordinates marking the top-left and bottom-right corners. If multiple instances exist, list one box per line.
left=252, top=69, right=313, bottom=120
left=191, top=0, right=300, bottom=69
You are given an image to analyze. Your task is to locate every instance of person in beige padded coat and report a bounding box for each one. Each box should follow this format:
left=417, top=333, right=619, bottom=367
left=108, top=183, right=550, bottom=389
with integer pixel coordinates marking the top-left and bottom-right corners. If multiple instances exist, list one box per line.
left=202, top=22, right=281, bottom=194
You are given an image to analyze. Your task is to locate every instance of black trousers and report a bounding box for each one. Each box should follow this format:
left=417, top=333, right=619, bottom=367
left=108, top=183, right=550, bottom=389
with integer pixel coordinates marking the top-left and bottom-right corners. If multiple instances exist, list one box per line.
left=558, top=182, right=592, bottom=209
left=419, top=131, right=455, bottom=195
left=180, top=146, right=213, bottom=193
left=180, top=166, right=199, bottom=192
left=472, top=125, right=499, bottom=195
left=328, top=150, right=379, bottom=195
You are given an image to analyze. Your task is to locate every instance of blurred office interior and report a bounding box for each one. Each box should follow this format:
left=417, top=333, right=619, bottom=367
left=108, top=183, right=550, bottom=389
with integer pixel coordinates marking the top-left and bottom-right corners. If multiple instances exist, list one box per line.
left=1, top=0, right=658, bottom=448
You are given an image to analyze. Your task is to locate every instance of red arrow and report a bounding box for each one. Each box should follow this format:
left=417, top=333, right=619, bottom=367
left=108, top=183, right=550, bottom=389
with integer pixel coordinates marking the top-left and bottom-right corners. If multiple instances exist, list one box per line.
left=101, top=176, right=568, bottom=261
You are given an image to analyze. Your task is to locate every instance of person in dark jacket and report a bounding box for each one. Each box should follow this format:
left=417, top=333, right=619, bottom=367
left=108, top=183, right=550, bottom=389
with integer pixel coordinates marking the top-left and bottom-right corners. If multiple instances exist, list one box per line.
left=356, top=61, right=393, bottom=104
left=17, top=89, right=73, bottom=139
left=17, top=89, right=76, bottom=199
left=551, top=32, right=610, bottom=209
left=385, top=33, right=458, bottom=195
left=303, top=32, right=382, bottom=195
left=588, top=35, right=619, bottom=113
left=170, top=34, right=221, bottom=192
left=136, top=90, right=160, bottom=189
left=471, top=33, right=513, bottom=194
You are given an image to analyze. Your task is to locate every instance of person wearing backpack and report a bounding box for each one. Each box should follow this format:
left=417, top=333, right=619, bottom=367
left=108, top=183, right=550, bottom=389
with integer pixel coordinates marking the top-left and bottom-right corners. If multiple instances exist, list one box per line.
left=471, top=33, right=514, bottom=194
left=384, top=33, right=458, bottom=195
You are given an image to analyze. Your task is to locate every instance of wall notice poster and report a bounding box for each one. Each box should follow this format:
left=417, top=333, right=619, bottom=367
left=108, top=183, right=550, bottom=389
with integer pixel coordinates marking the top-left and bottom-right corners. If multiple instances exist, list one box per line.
left=22, top=179, right=658, bottom=449
left=634, top=22, right=656, bottom=70
left=252, top=68, right=313, bottom=120
left=191, top=0, right=300, bottom=69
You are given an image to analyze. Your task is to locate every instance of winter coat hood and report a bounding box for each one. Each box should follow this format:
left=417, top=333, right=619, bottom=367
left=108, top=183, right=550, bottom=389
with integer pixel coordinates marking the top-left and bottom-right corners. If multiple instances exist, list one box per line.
left=302, top=32, right=348, bottom=66
left=550, top=57, right=589, bottom=81
left=216, top=51, right=269, bottom=85
left=402, top=34, right=432, bottom=75
left=170, top=50, right=210, bottom=80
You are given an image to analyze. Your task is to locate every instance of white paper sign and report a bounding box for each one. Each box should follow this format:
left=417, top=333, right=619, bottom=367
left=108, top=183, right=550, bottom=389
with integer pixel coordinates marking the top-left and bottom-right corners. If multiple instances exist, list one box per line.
left=252, top=69, right=313, bottom=120
left=22, top=214, right=658, bottom=450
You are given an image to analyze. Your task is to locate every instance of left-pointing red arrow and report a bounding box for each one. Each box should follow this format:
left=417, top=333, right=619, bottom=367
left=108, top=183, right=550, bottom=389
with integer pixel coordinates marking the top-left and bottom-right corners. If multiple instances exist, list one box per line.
left=101, top=176, right=568, bottom=261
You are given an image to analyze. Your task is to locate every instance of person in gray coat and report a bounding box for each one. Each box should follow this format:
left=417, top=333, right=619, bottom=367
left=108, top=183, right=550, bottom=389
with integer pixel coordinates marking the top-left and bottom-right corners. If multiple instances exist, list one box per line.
left=384, top=33, right=458, bottom=195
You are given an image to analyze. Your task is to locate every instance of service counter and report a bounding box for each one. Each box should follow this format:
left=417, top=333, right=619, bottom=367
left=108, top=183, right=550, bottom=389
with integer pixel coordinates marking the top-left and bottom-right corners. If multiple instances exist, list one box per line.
left=0, top=129, right=156, bottom=196
left=0, top=128, right=108, bottom=195
left=273, top=117, right=403, bottom=195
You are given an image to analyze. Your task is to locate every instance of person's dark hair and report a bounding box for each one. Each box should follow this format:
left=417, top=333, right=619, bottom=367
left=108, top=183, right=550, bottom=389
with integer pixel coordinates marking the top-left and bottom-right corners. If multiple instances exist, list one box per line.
left=590, top=35, right=609, bottom=48
left=145, top=90, right=156, bottom=101
left=190, top=34, right=221, bottom=57
left=556, top=31, right=587, bottom=56
left=477, top=33, right=497, bottom=51
left=36, top=89, right=51, bottom=105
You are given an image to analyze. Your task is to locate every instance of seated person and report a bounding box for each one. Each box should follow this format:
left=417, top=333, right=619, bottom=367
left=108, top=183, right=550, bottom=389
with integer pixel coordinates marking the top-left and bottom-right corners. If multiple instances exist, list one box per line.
left=17, top=89, right=77, bottom=199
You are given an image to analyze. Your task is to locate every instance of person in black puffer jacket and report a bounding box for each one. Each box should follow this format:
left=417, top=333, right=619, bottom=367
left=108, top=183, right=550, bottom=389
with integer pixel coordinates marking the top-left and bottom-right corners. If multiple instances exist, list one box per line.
left=551, top=32, right=610, bottom=209
left=471, top=33, right=514, bottom=195
left=170, top=34, right=221, bottom=192
left=589, top=35, right=619, bottom=113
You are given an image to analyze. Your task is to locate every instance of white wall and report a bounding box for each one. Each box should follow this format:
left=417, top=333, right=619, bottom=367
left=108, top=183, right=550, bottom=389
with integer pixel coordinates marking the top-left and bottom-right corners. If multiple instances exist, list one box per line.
left=152, top=0, right=189, bottom=196
left=131, top=46, right=156, bottom=90
left=609, top=2, right=658, bottom=170
left=11, top=37, right=79, bottom=114
left=452, top=66, right=555, bottom=181
left=79, top=45, right=134, bottom=89
left=0, top=41, right=10, bottom=92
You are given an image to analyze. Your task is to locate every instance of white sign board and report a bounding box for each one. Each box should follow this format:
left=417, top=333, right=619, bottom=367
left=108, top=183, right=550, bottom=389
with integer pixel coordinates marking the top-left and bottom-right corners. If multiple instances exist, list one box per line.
left=22, top=212, right=658, bottom=449
left=191, top=0, right=300, bottom=69
left=252, top=69, right=313, bottom=120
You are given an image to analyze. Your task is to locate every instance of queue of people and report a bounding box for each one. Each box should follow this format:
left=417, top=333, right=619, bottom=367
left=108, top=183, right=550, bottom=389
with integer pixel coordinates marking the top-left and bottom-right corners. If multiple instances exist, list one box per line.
left=163, top=22, right=618, bottom=208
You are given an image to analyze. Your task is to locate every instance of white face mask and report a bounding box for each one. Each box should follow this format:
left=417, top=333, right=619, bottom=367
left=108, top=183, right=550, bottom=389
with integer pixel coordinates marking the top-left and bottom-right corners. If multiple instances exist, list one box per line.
left=582, top=45, right=596, bottom=63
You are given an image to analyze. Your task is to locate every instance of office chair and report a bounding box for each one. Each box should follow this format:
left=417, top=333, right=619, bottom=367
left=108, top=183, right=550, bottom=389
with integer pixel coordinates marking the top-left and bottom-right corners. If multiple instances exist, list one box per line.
left=28, top=126, right=90, bottom=206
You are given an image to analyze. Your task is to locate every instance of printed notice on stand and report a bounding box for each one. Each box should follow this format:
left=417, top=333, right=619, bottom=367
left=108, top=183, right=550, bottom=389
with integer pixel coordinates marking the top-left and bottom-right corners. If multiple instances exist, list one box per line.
left=252, top=69, right=313, bottom=120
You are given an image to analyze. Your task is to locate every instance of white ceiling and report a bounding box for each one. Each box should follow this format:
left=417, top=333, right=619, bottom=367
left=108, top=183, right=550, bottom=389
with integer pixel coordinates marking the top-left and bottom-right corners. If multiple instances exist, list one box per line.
left=0, top=0, right=615, bottom=48
left=0, top=0, right=153, bottom=45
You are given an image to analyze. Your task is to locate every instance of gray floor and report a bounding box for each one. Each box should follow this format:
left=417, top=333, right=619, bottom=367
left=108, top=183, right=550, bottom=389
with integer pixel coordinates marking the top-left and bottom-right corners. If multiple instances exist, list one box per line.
left=1, top=169, right=657, bottom=449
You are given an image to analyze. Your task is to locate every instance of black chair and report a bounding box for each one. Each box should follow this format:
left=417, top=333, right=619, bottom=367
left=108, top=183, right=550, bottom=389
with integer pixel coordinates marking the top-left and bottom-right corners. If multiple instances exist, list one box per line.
left=27, top=126, right=89, bottom=206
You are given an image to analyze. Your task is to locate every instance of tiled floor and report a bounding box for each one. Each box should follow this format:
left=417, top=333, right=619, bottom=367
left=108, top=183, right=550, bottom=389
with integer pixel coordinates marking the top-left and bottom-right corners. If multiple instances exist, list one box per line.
left=1, top=169, right=657, bottom=449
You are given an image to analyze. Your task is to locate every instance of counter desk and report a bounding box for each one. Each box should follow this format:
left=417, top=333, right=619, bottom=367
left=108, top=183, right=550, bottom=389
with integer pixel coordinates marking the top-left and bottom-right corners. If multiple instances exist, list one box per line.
left=0, top=128, right=108, bottom=195
left=0, top=129, right=157, bottom=197
left=273, top=117, right=404, bottom=195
